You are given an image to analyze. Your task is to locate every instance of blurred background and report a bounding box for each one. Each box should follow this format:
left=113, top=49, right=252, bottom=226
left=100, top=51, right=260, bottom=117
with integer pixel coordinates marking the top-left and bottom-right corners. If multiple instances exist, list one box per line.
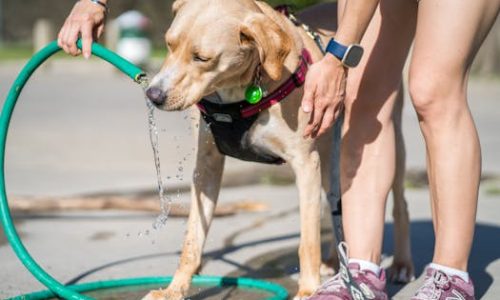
left=0, top=0, right=332, bottom=62
left=0, top=1, right=499, bottom=299
left=0, top=0, right=498, bottom=73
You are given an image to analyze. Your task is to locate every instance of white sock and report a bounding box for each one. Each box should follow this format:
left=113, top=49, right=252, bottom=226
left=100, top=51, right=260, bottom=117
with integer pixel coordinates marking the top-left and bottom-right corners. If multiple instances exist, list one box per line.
left=349, top=258, right=381, bottom=276
left=429, top=263, right=469, bottom=282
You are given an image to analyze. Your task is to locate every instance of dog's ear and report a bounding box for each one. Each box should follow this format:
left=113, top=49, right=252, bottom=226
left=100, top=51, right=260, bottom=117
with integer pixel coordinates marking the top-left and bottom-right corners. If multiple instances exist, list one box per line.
left=172, top=0, right=187, bottom=14
left=240, top=14, right=292, bottom=81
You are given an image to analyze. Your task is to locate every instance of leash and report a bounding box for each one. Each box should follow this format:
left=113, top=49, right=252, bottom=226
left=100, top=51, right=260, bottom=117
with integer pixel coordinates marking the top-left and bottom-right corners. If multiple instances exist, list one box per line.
left=329, top=115, right=370, bottom=300
left=275, top=5, right=326, bottom=55
left=277, top=5, right=372, bottom=300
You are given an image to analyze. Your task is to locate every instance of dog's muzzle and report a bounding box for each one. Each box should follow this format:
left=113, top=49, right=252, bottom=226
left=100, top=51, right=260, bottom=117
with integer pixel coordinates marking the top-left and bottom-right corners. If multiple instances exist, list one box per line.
left=146, top=87, right=166, bottom=106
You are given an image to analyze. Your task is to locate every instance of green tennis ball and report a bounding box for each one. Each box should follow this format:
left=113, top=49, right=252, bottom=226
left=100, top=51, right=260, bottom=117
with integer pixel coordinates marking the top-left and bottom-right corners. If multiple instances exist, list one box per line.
left=245, top=85, right=263, bottom=104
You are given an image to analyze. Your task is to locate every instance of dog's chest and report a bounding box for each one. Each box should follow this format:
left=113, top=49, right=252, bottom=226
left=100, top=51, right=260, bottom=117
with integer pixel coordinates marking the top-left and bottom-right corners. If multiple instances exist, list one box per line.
left=198, top=99, right=284, bottom=164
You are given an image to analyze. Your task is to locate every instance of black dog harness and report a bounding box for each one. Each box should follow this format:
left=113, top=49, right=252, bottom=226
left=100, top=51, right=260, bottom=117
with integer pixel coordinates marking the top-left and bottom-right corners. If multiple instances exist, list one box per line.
left=197, top=49, right=312, bottom=164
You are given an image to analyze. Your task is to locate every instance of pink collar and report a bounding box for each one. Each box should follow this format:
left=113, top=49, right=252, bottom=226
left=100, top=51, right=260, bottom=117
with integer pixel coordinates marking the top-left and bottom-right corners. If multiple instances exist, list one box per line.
left=197, top=48, right=312, bottom=119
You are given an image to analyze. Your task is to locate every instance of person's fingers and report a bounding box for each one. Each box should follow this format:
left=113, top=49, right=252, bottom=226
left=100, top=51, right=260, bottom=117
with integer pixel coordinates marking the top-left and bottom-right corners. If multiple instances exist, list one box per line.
left=57, top=24, right=65, bottom=48
left=304, top=99, right=326, bottom=138
left=303, top=107, right=315, bottom=138
left=301, top=77, right=317, bottom=137
left=59, top=22, right=70, bottom=53
left=96, top=24, right=105, bottom=39
left=336, top=100, right=345, bottom=117
left=66, top=22, right=81, bottom=56
left=81, top=22, right=94, bottom=59
left=303, top=103, right=318, bottom=138
left=301, top=76, right=315, bottom=113
left=316, top=105, right=335, bottom=137
left=309, top=100, right=327, bottom=138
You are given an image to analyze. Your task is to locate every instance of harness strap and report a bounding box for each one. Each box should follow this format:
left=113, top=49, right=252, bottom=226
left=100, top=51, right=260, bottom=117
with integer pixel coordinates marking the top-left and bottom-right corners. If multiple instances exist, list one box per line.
left=240, top=49, right=311, bottom=118
left=197, top=48, right=312, bottom=120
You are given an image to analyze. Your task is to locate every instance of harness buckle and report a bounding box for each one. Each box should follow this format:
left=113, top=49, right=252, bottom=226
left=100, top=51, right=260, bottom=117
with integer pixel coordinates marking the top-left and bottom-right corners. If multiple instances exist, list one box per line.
left=212, top=113, right=233, bottom=123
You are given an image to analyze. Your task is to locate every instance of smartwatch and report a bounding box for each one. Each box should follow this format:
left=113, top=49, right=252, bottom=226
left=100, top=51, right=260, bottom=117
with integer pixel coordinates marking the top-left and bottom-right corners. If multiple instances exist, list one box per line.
left=325, top=38, right=364, bottom=68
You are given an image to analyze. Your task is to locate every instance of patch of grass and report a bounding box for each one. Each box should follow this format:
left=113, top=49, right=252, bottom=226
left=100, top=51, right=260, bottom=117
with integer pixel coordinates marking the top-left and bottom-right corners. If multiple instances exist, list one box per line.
left=267, top=0, right=336, bottom=10
left=485, top=185, right=500, bottom=196
left=0, top=43, right=170, bottom=62
left=0, top=44, right=33, bottom=61
left=0, top=43, right=85, bottom=61
left=151, top=47, right=168, bottom=59
left=404, top=179, right=421, bottom=190
left=259, top=173, right=295, bottom=186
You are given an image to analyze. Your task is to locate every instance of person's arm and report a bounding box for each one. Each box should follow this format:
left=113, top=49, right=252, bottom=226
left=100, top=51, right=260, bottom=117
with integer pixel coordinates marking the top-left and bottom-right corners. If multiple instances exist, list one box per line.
left=57, top=0, right=108, bottom=58
left=301, top=0, right=379, bottom=138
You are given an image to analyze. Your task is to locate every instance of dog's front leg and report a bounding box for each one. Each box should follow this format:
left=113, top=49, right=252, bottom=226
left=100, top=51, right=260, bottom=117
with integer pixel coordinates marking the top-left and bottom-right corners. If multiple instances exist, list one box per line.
left=291, top=150, right=322, bottom=299
left=143, top=120, right=225, bottom=300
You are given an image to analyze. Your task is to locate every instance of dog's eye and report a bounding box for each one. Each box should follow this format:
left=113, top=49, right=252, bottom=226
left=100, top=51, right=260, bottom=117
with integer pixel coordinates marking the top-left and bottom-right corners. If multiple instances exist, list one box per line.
left=193, top=53, right=210, bottom=62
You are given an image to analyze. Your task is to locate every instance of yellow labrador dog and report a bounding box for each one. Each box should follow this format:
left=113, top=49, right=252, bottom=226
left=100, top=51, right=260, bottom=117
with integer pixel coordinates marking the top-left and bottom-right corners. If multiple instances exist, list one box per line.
left=144, top=0, right=413, bottom=299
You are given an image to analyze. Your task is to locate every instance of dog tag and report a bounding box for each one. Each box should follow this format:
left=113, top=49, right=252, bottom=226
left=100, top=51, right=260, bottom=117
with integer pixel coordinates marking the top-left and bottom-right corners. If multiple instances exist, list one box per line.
left=245, top=85, right=263, bottom=104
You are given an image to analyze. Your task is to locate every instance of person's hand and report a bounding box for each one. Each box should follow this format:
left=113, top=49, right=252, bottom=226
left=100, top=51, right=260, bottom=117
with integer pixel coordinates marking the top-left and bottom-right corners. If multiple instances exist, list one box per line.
left=57, top=0, right=107, bottom=58
left=301, top=54, right=347, bottom=138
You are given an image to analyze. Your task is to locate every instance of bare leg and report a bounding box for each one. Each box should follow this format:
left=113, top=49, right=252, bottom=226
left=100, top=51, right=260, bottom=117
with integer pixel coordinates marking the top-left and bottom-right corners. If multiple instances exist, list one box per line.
left=338, top=0, right=416, bottom=263
left=409, top=0, right=500, bottom=271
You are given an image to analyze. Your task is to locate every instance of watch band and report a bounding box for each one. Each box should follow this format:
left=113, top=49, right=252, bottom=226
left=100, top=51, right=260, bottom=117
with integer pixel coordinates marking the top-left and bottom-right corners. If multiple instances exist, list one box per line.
left=89, top=0, right=109, bottom=13
left=325, top=39, right=348, bottom=61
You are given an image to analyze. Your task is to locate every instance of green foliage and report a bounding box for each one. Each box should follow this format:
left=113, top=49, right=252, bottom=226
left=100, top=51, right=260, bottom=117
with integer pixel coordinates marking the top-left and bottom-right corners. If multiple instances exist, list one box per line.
left=0, top=44, right=32, bottom=61
left=266, top=0, right=334, bottom=10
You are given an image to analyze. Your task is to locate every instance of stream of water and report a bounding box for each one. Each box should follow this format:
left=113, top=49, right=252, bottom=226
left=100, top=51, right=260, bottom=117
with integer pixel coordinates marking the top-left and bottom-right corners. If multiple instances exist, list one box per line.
left=139, top=78, right=171, bottom=230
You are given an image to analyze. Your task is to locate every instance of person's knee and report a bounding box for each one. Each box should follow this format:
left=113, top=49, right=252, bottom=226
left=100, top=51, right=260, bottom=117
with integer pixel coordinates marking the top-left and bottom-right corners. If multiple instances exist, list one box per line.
left=408, top=65, right=465, bottom=121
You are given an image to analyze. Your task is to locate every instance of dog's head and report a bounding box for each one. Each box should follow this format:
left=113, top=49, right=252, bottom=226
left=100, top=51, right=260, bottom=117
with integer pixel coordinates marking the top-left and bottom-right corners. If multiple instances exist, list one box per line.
left=146, top=0, right=291, bottom=110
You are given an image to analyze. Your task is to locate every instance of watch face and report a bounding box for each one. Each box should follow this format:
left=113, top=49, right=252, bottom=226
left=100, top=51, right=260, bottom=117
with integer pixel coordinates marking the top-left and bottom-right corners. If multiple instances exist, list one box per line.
left=343, top=45, right=364, bottom=68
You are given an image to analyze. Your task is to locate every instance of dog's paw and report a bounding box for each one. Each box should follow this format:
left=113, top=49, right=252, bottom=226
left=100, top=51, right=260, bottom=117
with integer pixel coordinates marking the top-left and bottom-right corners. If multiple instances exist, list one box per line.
left=141, top=289, right=168, bottom=300
left=294, top=288, right=314, bottom=300
left=142, top=289, right=184, bottom=300
left=319, top=262, right=336, bottom=277
left=387, top=259, right=415, bottom=284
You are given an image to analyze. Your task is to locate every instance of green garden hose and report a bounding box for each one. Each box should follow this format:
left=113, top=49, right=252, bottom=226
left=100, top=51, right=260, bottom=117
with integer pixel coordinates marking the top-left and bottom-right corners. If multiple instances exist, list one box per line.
left=0, top=40, right=288, bottom=300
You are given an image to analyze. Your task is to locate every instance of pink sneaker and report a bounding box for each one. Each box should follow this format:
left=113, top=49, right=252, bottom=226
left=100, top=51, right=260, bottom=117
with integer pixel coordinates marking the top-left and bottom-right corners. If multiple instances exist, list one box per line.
left=307, top=263, right=388, bottom=300
left=411, top=266, right=475, bottom=300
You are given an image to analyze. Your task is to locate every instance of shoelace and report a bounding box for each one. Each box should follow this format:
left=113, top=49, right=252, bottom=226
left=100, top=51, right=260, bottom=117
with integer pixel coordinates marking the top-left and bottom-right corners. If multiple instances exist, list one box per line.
left=318, top=273, right=345, bottom=293
left=413, top=270, right=451, bottom=300
left=316, top=268, right=364, bottom=294
left=312, top=243, right=380, bottom=299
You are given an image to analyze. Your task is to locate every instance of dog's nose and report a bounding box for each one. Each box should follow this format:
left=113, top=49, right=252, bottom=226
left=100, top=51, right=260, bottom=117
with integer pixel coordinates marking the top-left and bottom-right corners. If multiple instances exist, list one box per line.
left=146, top=87, right=166, bottom=105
